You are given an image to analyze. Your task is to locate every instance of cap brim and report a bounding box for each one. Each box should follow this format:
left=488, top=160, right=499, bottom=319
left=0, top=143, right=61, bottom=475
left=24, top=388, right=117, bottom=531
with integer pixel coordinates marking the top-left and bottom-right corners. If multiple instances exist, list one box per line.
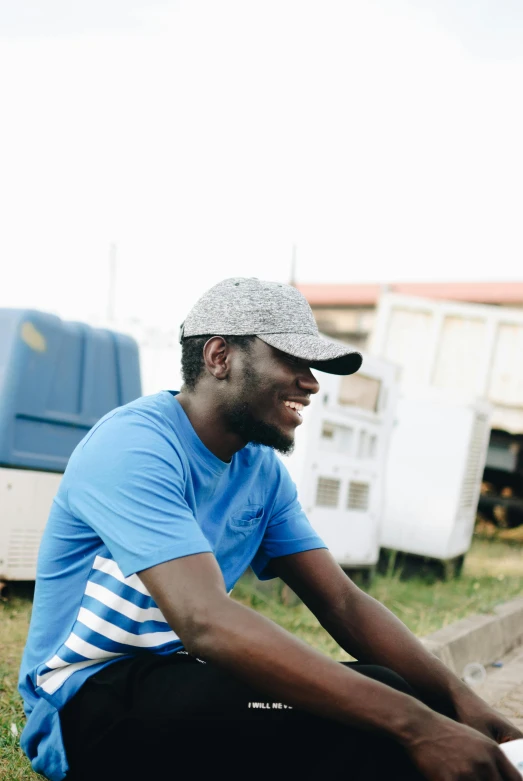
left=257, top=333, right=363, bottom=376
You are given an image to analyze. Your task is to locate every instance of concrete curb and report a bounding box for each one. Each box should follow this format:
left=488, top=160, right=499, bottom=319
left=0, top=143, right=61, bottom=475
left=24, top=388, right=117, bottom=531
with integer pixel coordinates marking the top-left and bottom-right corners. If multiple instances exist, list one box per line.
left=421, top=597, right=523, bottom=677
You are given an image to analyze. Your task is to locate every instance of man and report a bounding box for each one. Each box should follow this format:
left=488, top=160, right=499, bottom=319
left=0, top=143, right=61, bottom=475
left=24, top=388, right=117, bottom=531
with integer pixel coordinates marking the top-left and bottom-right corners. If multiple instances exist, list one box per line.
left=19, top=278, right=521, bottom=781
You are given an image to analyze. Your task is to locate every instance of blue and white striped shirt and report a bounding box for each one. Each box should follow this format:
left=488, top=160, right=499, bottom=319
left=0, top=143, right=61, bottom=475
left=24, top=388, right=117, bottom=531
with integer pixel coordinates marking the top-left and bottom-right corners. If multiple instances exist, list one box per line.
left=19, top=392, right=325, bottom=781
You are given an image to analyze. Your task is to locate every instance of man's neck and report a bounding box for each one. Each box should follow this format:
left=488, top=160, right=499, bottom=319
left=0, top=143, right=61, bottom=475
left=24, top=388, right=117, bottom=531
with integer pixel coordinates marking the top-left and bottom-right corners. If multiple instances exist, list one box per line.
left=176, top=391, right=246, bottom=463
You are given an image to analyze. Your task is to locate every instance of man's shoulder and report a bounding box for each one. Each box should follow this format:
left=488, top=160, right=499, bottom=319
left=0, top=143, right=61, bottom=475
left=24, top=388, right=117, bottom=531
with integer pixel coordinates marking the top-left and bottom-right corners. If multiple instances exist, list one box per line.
left=68, top=391, right=185, bottom=470
left=114, top=390, right=178, bottom=420
left=88, top=391, right=178, bottom=436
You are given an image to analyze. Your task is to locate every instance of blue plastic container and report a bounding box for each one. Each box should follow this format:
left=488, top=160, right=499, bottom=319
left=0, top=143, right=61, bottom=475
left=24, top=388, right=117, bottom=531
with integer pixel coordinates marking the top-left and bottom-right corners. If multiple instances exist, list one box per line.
left=0, top=309, right=142, bottom=472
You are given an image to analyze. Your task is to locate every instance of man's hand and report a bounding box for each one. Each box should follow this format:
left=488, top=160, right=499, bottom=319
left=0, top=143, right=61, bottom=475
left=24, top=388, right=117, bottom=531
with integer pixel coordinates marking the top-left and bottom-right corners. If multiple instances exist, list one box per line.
left=452, top=689, right=523, bottom=744
left=271, top=549, right=523, bottom=753
left=404, top=712, right=522, bottom=781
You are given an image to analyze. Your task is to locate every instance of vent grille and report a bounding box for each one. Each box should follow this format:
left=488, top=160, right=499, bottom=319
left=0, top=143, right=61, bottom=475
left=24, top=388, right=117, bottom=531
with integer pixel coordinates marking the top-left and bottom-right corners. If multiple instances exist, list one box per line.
left=459, top=415, right=489, bottom=511
left=7, top=529, right=42, bottom=571
left=347, top=481, right=370, bottom=511
left=316, top=477, right=340, bottom=508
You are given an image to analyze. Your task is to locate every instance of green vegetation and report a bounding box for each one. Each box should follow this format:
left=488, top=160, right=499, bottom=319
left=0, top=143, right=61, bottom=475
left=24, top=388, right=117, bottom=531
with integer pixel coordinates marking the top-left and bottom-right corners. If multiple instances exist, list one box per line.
left=0, top=591, right=36, bottom=780
left=1, top=537, right=522, bottom=779
left=233, top=538, right=523, bottom=658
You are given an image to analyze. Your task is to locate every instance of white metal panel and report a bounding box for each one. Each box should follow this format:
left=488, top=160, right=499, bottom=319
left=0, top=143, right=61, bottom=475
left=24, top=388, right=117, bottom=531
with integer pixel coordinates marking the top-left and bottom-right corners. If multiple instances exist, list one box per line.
left=382, top=307, right=434, bottom=386
left=0, top=468, right=62, bottom=580
left=380, top=396, right=491, bottom=560
left=489, top=322, right=523, bottom=406
left=371, top=292, right=523, bottom=433
left=432, top=316, right=487, bottom=394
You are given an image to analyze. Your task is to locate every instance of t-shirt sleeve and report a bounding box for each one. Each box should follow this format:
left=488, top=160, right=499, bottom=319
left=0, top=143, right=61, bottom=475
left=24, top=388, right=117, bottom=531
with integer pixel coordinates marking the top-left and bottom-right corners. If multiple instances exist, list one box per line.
left=251, top=454, right=326, bottom=580
left=67, top=409, right=213, bottom=577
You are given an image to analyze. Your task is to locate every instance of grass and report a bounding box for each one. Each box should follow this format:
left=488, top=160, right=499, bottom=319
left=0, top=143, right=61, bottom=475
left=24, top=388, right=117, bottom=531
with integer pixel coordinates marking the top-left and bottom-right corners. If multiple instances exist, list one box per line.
left=0, top=587, right=37, bottom=780
left=1, top=537, right=522, bottom=779
left=233, top=537, right=523, bottom=656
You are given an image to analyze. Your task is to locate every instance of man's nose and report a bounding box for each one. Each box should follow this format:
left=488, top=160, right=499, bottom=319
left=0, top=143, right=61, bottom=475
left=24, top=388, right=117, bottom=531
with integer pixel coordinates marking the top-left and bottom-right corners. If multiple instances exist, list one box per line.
left=297, top=368, right=320, bottom=395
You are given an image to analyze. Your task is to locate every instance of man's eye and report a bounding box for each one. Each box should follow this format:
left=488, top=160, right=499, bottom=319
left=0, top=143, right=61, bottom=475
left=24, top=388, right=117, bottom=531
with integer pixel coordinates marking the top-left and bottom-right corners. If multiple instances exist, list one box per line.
left=286, top=355, right=307, bottom=368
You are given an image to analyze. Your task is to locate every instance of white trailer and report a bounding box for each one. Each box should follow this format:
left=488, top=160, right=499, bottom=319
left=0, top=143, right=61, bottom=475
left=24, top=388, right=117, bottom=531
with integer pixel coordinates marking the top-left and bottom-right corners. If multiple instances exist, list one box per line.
left=280, top=348, right=399, bottom=577
left=369, top=293, right=513, bottom=565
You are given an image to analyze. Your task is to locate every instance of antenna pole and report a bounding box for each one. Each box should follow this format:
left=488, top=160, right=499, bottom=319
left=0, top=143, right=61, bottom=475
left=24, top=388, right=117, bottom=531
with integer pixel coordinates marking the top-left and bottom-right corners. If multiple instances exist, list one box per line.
left=107, top=242, right=117, bottom=322
left=290, top=244, right=297, bottom=286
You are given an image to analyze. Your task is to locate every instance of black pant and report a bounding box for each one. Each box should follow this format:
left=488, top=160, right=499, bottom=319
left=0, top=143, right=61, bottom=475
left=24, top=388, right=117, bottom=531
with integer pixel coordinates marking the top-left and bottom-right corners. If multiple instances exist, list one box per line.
left=61, top=653, right=425, bottom=781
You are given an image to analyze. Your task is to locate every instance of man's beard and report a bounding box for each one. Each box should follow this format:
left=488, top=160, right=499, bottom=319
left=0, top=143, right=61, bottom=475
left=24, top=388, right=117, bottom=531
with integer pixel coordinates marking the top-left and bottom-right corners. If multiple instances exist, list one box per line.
left=223, top=356, right=296, bottom=454
left=224, top=402, right=295, bottom=455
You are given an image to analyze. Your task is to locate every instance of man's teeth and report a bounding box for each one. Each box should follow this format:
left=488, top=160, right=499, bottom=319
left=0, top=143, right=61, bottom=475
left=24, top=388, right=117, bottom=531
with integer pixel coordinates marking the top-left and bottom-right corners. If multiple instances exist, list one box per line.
left=284, top=401, right=304, bottom=412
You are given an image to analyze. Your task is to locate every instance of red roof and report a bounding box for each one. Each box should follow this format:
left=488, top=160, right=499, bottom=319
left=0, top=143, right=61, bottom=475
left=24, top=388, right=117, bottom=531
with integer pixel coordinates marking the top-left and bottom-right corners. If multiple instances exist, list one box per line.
left=297, top=282, right=523, bottom=307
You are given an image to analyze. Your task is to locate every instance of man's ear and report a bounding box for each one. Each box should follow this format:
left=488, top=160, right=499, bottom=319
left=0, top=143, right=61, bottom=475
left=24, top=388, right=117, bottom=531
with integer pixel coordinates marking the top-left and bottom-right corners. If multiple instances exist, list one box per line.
left=202, top=336, right=230, bottom=380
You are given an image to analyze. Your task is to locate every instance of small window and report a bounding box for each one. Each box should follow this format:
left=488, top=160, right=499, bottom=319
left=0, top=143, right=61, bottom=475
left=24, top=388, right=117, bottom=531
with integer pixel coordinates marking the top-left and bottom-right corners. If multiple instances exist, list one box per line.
left=338, top=373, right=381, bottom=412
left=347, top=482, right=370, bottom=511
left=316, top=477, right=341, bottom=508
left=321, top=423, right=335, bottom=439
left=320, top=423, right=354, bottom=453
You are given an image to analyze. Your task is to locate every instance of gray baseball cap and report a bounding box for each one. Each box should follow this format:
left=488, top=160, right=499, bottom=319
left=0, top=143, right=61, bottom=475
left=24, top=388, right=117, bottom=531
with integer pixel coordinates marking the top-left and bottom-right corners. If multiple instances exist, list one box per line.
left=179, top=277, right=362, bottom=376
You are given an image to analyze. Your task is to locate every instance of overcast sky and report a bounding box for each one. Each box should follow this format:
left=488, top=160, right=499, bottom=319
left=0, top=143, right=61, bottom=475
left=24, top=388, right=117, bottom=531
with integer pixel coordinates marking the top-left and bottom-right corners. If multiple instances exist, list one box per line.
left=1, top=0, right=523, bottom=328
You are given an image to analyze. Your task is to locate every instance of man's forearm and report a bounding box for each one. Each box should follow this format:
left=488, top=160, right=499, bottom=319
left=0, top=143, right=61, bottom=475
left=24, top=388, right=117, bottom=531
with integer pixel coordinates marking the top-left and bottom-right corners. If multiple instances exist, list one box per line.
left=317, top=587, right=469, bottom=715
left=184, top=593, right=440, bottom=741
left=140, top=554, right=438, bottom=740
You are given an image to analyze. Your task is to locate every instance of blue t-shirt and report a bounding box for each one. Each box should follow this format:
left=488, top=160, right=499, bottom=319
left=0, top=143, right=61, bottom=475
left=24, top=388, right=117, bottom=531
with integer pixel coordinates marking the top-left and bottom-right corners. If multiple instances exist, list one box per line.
left=18, top=391, right=325, bottom=780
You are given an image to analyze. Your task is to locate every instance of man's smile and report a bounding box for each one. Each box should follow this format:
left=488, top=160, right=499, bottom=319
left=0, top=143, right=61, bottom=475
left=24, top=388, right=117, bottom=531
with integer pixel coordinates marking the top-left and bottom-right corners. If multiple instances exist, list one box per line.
left=283, top=400, right=304, bottom=413
left=281, top=396, right=310, bottom=424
